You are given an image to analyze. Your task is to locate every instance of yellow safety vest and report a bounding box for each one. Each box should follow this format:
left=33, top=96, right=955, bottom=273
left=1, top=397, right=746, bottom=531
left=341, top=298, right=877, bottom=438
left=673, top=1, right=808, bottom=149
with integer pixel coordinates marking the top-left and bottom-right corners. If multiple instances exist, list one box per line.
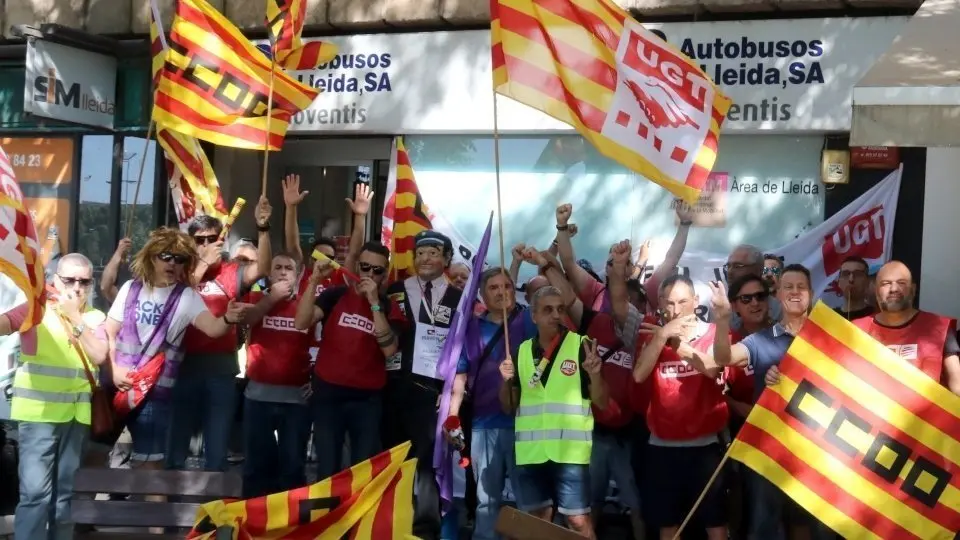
left=11, top=307, right=105, bottom=425
left=515, top=332, right=594, bottom=466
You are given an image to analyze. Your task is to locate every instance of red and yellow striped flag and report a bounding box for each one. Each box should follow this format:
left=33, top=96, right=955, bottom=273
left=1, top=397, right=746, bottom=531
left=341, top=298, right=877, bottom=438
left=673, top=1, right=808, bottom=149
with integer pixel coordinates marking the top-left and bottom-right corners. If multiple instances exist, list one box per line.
left=349, top=456, right=416, bottom=539
left=150, top=0, right=227, bottom=228
left=266, top=0, right=338, bottom=70
left=0, top=145, right=46, bottom=332
left=730, top=302, right=960, bottom=539
left=188, top=443, right=414, bottom=539
left=153, top=0, right=318, bottom=151
left=381, top=137, right=432, bottom=282
left=491, top=0, right=732, bottom=204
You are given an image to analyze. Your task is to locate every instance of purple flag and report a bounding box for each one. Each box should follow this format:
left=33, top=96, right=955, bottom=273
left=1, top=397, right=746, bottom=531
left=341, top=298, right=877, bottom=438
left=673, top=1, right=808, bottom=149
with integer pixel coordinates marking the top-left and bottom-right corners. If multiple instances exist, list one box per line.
left=433, top=212, right=493, bottom=511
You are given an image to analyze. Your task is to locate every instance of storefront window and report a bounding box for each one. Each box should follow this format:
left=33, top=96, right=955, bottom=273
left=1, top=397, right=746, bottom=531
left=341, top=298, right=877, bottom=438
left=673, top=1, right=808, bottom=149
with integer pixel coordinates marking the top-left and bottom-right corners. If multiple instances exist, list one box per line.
left=78, top=135, right=114, bottom=271
left=405, top=134, right=824, bottom=277
left=120, top=136, right=158, bottom=250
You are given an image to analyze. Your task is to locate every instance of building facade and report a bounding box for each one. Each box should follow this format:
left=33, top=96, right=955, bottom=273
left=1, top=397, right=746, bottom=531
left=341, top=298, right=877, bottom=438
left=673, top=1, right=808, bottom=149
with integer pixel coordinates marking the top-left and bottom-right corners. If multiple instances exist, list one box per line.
left=0, top=0, right=941, bottom=315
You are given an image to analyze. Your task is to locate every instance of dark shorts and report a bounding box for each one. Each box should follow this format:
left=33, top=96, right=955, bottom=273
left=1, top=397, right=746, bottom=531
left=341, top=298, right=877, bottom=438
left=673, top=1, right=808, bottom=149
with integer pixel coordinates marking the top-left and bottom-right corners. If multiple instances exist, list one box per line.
left=126, top=398, right=170, bottom=463
left=645, top=443, right=727, bottom=529
left=513, top=461, right=590, bottom=516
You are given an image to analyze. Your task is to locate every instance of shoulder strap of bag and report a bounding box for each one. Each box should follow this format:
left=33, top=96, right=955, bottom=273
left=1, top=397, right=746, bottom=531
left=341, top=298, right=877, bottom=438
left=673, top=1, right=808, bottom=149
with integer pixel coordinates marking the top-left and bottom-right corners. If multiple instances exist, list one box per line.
left=52, top=308, right=98, bottom=390
left=474, top=309, right=520, bottom=368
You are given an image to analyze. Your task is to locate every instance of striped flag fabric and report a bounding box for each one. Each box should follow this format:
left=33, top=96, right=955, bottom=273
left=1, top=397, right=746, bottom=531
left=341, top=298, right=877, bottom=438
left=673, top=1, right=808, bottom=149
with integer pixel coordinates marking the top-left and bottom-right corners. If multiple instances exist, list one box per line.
left=490, top=0, right=732, bottom=204
left=153, top=0, right=318, bottom=151
left=730, top=302, right=960, bottom=539
left=349, top=457, right=417, bottom=539
left=188, top=443, right=414, bottom=539
left=0, top=145, right=46, bottom=332
left=381, top=137, right=433, bottom=282
left=265, top=0, right=339, bottom=70
left=150, top=0, right=227, bottom=228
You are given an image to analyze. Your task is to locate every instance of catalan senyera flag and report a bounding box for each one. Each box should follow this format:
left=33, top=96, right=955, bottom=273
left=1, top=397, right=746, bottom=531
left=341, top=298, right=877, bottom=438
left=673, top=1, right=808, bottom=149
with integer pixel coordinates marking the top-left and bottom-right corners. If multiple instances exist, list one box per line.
left=150, top=0, right=227, bottom=228
left=153, top=0, right=318, bottom=151
left=0, top=146, right=46, bottom=332
left=187, top=443, right=414, bottom=539
left=382, top=137, right=432, bottom=282
left=490, top=0, right=732, bottom=204
left=730, top=302, right=960, bottom=539
left=349, top=456, right=417, bottom=539
left=265, top=0, right=338, bottom=71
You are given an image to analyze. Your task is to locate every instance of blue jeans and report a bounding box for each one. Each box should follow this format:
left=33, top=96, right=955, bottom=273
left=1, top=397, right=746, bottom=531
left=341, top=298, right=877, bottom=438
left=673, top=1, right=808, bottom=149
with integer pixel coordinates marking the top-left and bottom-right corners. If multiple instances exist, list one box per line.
left=589, top=431, right=640, bottom=511
left=165, top=374, right=237, bottom=471
left=242, top=398, right=311, bottom=498
left=311, top=379, right=382, bottom=481
left=471, top=428, right=518, bottom=540
left=15, top=420, right=87, bottom=540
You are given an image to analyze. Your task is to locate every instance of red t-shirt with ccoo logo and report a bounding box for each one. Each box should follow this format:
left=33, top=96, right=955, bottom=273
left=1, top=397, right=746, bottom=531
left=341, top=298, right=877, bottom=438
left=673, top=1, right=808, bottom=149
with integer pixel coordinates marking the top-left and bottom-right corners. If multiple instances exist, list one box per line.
left=246, top=291, right=312, bottom=386
left=184, top=261, right=243, bottom=355
left=314, top=286, right=406, bottom=390
left=299, top=267, right=347, bottom=362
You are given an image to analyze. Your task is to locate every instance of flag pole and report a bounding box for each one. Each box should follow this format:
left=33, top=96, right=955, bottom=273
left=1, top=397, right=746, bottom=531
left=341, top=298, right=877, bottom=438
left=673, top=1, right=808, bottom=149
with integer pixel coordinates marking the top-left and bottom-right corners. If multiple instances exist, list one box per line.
left=125, top=119, right=156, bottom=239
left=261, top=54, right=277, bottom=197
left=671, top=443, right=734, bottom=540
left=491, top=91, right=513, bottom=364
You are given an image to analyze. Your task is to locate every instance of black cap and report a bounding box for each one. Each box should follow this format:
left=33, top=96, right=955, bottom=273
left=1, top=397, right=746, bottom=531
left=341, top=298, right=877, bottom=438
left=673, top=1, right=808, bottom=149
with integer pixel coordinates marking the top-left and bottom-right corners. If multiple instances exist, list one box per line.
left=414, top=230, right=453, bottom=256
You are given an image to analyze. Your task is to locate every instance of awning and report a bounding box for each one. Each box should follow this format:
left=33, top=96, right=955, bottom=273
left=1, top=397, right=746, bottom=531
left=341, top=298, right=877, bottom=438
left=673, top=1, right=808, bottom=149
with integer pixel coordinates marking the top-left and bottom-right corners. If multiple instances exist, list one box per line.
left=850, top=0, right=960, bottom=147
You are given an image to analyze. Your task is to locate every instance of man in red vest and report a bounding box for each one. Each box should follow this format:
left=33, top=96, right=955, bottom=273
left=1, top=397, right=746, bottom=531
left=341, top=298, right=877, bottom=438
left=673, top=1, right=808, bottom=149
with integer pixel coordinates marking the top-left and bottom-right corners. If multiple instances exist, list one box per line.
left=852, top=260, right=960, bottom=394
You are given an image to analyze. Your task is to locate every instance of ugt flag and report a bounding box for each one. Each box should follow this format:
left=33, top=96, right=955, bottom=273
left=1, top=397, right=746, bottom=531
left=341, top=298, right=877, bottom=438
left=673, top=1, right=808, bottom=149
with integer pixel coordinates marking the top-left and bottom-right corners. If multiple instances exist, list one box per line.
left=491, top=0, right=732, bottom=204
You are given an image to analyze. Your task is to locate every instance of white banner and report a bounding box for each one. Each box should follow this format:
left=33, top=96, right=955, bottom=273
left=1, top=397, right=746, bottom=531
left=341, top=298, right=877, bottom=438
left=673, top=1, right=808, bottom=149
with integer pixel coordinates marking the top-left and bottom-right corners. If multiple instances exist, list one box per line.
left=382, top=138, right=479, bottom=266
left=643, top=165, right=903, bottom=321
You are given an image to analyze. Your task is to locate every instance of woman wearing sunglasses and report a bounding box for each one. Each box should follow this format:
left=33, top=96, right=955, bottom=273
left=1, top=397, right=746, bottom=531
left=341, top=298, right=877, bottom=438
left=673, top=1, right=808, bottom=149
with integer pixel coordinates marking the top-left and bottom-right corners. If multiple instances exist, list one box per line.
left=103, top=227, right=249, bottom=473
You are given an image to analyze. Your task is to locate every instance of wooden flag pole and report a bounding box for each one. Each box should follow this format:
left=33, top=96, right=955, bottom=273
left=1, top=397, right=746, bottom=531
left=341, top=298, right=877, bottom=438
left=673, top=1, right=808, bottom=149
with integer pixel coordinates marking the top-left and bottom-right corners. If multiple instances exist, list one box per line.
left=125, top=119, right=156, bottom=239
left=671, top=444, right=735, bottom=540
left=261, top=54, right=277, bottom=197
left=491, top=91, right=512, bottom=360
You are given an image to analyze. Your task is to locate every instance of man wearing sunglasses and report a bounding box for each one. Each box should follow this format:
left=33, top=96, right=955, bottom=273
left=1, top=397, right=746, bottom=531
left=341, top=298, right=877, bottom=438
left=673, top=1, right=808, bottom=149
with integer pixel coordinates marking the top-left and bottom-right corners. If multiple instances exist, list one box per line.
left=383, top=229, right=463, bottom=540
left=3, top=254, right=109, bottom=539
left=762, top=254, right=784, bottom=293
left=294, top=242, right=405, bottom=483
left=167, top=197, right=272, bottom=474
left=724, top=245, right=782, bottom=329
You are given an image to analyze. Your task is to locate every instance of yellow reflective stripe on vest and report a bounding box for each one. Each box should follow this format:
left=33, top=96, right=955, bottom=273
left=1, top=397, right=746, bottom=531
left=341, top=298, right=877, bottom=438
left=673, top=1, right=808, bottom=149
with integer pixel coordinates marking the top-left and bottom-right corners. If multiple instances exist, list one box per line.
left=517, top=403, right=592, bottom=417
left=515, top=429, right=592, bottom=442
left=514, top=332, right=593, bottom=466
left=12, top=387, right=91, bottom=403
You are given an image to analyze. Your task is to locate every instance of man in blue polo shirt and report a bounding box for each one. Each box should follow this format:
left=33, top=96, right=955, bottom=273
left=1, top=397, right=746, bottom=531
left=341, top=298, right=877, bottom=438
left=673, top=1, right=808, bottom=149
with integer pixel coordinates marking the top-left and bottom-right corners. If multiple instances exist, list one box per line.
left=711, top=264, right=834, bottom=540
left=448, top=267, right=536, bottom=540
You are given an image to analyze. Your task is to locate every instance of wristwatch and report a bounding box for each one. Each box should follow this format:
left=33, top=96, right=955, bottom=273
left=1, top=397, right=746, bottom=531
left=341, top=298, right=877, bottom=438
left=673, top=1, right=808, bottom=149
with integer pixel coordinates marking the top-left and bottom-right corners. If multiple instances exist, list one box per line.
left=72, top=324, right=85, bottom=338
left=371, top=304, right=382, bottom=312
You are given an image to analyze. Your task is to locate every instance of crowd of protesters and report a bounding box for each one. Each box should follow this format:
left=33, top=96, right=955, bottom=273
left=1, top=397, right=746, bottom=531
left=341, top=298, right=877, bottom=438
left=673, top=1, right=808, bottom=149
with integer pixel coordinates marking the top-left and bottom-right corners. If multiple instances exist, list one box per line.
left=2, top=174, right=957, bottom=540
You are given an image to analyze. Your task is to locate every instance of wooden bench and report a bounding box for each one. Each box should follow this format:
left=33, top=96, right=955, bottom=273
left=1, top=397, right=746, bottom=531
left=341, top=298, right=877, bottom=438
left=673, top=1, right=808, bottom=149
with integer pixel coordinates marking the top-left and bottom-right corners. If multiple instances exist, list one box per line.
left=495, top=506, right=585, bottom=540
left=72, top=468, right=241, bottom=540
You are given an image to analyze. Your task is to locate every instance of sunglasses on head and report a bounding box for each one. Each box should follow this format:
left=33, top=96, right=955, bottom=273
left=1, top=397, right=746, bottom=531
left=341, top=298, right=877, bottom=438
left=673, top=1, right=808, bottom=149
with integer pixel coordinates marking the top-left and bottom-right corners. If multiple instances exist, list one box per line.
left=157, top=252, right=189, bottom=264
left=358, top=262, right=386, bottom=276
left=194, top=234, right=219, bottom=246
left=736, top=291, right=769, bottom=304
left=58, top=275, right=92, bottom=287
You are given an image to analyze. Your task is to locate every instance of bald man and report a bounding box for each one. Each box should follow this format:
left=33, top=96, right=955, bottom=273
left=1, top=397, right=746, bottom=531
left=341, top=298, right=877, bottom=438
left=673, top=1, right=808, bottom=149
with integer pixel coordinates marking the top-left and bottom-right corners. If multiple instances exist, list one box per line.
left=852, top=261, right=960, bottom=394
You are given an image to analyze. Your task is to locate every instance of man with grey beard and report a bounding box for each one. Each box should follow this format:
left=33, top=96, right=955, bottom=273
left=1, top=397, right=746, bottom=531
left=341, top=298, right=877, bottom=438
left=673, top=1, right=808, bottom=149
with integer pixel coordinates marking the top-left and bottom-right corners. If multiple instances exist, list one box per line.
left=851, top=260, right=960, bottom=394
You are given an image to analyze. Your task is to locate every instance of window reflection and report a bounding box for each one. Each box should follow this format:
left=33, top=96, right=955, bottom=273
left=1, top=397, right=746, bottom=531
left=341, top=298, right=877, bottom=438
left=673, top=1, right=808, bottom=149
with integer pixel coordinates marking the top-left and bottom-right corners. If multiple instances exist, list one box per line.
left=77, top=135, right=113, bottom=310
left=121, top=136, right=157, bottom=252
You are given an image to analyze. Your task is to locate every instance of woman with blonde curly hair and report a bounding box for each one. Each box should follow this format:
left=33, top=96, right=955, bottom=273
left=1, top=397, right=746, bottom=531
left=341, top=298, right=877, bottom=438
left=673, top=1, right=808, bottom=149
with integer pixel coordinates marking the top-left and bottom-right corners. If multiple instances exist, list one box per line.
left=103, top=227, right=249, bottom=469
